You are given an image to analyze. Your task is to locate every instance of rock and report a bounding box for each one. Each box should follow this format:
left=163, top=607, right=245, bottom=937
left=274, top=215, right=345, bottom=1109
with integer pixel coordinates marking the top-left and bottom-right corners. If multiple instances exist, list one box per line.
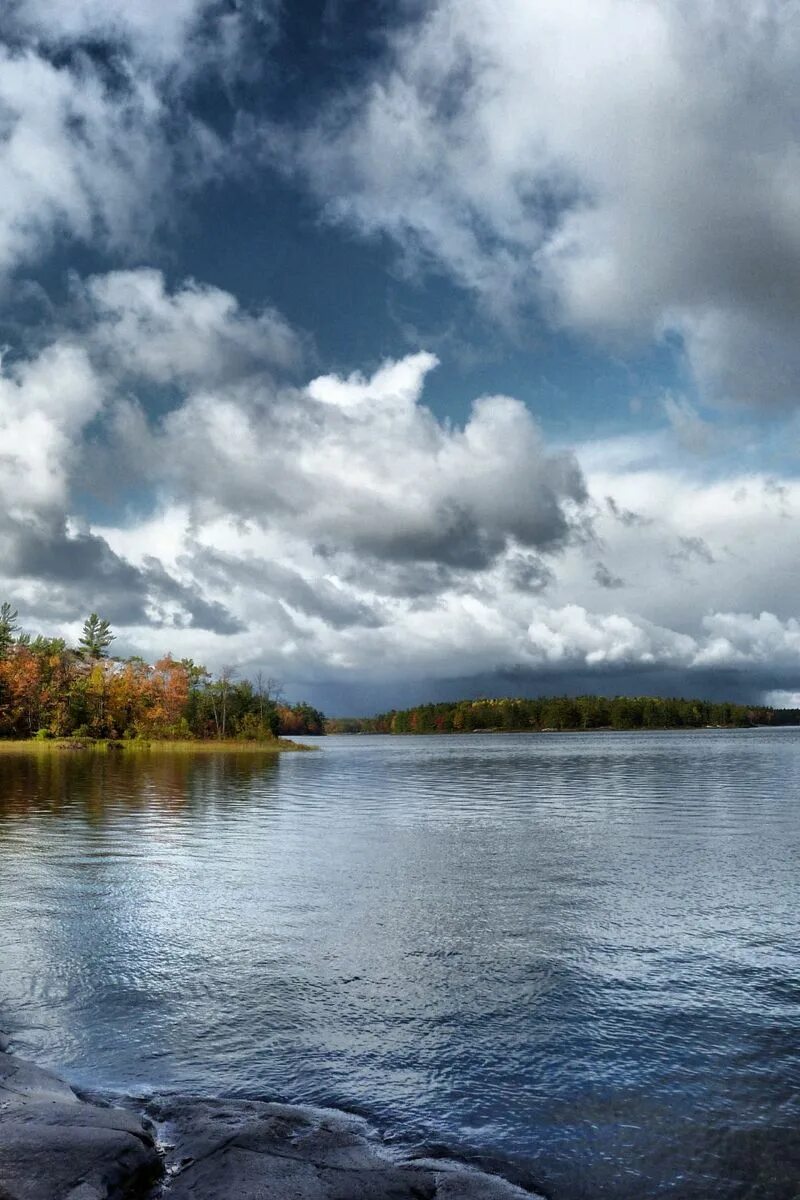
left=149, top=1095, right=542, bottom=1200
left=0, top=1046, right=543, bottom=1199
left=0, top=1050, right=162, bottom=1200
left=0, top=1049, right=78, bottom=1104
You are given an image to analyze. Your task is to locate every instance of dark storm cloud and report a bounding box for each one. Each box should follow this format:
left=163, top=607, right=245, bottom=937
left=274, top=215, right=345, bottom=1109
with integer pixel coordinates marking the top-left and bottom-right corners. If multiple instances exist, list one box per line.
left=301, top=662, right=800, bottom=718
left=478, top=663, right=800, bottom=708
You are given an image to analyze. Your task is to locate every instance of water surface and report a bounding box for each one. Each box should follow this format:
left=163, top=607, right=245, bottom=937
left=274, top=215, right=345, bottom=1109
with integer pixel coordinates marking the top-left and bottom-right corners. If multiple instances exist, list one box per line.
left=1, top=731, right=798, bottom=1198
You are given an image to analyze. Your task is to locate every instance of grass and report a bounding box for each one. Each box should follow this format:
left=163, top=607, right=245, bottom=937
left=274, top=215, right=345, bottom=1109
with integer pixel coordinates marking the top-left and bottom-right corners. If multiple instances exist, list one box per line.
left=0, top=736, right=313, bottom=755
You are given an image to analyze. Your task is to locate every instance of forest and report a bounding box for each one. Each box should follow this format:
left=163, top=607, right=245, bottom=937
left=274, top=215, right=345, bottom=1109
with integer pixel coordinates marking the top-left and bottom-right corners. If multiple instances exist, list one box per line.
left=327, top=694, right=800, bottom=734
left=0, top=606, right=325, bottom=741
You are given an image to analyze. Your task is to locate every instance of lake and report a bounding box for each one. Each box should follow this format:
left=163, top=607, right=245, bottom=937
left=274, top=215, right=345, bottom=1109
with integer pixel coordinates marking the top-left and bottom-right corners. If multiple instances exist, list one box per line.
left=0, top=730, right=798, bottom=1199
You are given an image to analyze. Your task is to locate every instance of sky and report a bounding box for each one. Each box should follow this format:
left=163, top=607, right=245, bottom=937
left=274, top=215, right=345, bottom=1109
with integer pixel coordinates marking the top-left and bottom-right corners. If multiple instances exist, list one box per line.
left=2, top=0, right=800, bottom=714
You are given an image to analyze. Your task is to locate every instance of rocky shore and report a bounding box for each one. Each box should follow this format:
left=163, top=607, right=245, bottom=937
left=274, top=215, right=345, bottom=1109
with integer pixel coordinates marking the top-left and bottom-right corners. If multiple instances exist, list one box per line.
left=0, top=1033, right=541, bottom=1199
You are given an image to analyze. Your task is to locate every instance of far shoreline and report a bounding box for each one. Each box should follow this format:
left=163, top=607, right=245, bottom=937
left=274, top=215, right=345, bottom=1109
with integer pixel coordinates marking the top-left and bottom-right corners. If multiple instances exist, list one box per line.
left=328, top=724, right=769, bottom=735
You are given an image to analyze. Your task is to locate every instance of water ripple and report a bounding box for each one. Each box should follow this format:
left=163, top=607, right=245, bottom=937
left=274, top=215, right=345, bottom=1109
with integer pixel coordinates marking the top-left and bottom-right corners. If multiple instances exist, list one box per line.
left=1, top=730, right=799, bottom=1199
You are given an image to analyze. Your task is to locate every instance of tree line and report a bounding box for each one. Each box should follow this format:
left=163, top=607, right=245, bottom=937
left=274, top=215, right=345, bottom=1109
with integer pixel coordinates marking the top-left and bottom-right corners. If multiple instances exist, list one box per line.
left=327, top=693, right=798, bottom=734
left=0, top=605, right=325, bottom=741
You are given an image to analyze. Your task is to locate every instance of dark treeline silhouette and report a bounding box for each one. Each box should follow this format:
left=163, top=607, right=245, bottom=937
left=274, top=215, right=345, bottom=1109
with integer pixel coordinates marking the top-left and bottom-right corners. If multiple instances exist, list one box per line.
left=0, top=607, right=325, bottom=741
left=327, top=694, right=800, bottom=734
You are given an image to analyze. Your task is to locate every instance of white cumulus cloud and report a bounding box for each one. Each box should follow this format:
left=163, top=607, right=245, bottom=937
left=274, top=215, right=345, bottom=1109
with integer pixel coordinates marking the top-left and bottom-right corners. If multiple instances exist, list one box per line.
left=289, top=0, right=800, bottom=407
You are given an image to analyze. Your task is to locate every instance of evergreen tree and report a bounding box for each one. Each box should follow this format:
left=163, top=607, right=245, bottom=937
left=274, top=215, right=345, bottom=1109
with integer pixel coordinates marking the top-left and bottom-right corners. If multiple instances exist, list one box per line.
left=79, top=613, right=115, bottom=659
left=0, top=602, right=20, bottom=658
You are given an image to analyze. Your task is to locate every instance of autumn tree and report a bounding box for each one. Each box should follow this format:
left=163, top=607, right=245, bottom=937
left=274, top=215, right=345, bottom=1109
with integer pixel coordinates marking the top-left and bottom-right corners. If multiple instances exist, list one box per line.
left=106, top=660, right=151, bottom=737
left=140, top=658, right=190, bottom=736
left=83, top=662, right=117, bottom=736
left=0, top=647, right=42, bottom=735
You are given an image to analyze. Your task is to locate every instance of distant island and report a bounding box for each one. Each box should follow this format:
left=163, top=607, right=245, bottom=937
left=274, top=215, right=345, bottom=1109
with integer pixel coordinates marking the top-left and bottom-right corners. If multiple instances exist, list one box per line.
left=0, top=606, right=324, bottom=745
left=327, top=694, right=800, bottom=734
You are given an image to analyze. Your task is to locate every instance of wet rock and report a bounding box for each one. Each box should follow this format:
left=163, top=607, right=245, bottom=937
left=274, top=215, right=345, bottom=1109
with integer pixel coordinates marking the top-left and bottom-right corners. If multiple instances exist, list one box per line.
left=0, top=1050, right=161, bottom=1200
left=149, top=1095, right=542, bottom=1199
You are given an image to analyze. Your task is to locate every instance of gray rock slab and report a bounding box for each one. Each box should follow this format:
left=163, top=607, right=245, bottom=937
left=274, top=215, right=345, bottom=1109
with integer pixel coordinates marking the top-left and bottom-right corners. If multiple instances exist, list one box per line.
left=0, top=1050, right=78, bottom=1104
left=0, top=1051, right=161, bottom=1200
left=150, top=1095, right=542, bottom=1200
left=0, top=1047, right=543, bottom=1200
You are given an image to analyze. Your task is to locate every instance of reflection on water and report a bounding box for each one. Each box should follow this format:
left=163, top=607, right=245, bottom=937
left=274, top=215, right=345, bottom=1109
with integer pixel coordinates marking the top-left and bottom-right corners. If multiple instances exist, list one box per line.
left=1, top=732, right=799, bottom=1200
left=0, top=749, right=281, bottom=822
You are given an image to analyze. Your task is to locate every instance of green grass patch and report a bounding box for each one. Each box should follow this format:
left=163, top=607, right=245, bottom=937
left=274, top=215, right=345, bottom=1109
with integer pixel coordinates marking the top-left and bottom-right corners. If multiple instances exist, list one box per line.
left=0, top=736, right=313, bottom=755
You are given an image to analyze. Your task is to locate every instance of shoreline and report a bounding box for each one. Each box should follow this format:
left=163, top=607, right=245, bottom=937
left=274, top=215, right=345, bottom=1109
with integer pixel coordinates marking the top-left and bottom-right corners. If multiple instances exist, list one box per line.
left=0, top=736, right=312, bottom=755
left=0, top=1034, right=541, bottom=1200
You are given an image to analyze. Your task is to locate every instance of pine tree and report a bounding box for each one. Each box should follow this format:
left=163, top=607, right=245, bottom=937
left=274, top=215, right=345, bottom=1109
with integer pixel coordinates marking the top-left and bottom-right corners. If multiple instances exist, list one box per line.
left=0, top=602, right=20, bottom=658
left=79, top=613, right=115, bottom=659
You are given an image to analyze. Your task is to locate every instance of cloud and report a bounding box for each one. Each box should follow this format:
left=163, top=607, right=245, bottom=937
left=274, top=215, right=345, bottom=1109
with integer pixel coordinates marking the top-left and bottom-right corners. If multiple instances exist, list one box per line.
left=605, top=495, right=649, bottom=528
left=95, top=386, right=800, bottom=701
left=0, top=341, right=101, bottom=517
left=138, top=350, right=588, bottom=570
left=0, top=267, right=304, bottom=521
left=506, top=553, right=554, bottom=595
left=0, top=1, right=277, bottom=278
left=288, top=0, right=800, bottom=407
left=763, top=690, right=800, bottom=709
left=3, top=521, right=242, bottom=632
left=593, top=561, right=624, bottom=590
left=6, top=1, right=240, bottom=72
left=0, top=280, right=262, bottom=633
left=3, top=5, right=800, bottom=710
left=79, top=269, right=303, bottom=384
left=0, top=51, right=174, bottom=275
left=185, top=545, right=385, bottom=631
left=3, top=265, right=800, bottom=707
left=671, top=536, right=715, bottom=567
left=0, top=275, right=589, bottom=667
left=516, top=605, right=800, bottom=678
left=662, top=395, right=714, bottom=455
